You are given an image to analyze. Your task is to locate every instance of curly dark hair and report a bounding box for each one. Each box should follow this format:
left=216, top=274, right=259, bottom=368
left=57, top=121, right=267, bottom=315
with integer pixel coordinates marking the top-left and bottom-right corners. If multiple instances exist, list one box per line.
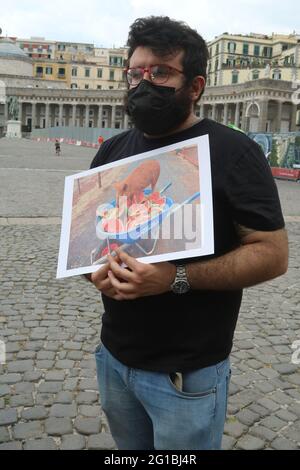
left=127, top=16, right=209, bottom=99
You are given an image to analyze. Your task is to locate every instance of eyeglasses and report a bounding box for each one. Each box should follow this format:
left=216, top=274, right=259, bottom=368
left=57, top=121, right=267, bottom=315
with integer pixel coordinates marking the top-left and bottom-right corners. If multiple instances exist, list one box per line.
left=125, top=64, right=184, bottom=86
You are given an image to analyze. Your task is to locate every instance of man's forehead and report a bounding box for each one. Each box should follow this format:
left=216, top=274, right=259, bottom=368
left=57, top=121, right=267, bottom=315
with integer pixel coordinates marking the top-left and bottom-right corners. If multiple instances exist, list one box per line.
left=129, top=46, right=184, bottom=66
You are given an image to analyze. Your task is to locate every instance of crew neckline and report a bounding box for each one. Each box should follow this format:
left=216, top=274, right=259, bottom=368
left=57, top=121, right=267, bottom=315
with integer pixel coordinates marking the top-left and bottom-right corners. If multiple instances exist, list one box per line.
left=140, top=118, right=208, bottom=143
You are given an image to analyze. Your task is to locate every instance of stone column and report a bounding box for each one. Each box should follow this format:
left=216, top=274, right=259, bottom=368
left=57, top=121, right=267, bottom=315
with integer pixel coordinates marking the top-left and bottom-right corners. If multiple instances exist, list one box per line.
left=45, top=103, right=50, bottom=128
left=234, top=102, right=240, bottom=127
left=110, top=105, right=116, bottom=129
left=275, top=101, right=283, bottom=133
left=31, top=102, right=36, bottom=130
left=257, top=100, right=269, bottom=133
left=199, top=104, right=205, bottom=119
left=36, top=104, right=41, bottom=128
left=58, top=103, right=63, bottom=127
left=97, top=105, right=103, bottom=128
left=290, top=104, right=298, bottom=132
left=4, top=101, right=8, bottom=122
left=72, top=104, right=76, bottom=127
left=241, top=102, right=248, bottom=131
left=223, top=103, right=229, bottom=125
left=211, top=104, right=216, bottom=121
left=85, top=104, right=90, bottom=127
left=18, top=102, right=23, bottom=124
left=124, top=112, right=129, bottom=129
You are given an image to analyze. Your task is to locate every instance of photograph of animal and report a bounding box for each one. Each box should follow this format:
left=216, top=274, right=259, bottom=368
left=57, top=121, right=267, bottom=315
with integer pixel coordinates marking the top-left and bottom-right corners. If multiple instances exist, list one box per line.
left=114, top=159, right=160, bottom=206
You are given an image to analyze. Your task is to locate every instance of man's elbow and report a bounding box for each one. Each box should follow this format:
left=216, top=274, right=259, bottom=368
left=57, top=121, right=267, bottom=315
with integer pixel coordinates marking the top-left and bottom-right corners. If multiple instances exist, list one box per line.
left=278, top=252, right=289, bottom=276
left=271, top=247, right=289, bottom=279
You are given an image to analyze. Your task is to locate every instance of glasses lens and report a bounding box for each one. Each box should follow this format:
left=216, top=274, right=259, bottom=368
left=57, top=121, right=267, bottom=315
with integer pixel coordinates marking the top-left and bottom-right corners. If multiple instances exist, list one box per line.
left=127, top=68, right=143, bottom=85
left=150, top=65, right=169, bottom=84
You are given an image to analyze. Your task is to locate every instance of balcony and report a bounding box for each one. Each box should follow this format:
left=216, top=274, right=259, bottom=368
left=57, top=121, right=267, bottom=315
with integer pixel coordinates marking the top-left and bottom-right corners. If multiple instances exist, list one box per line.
left=221, top=61, right=272, bottom=70
left=35, top=72, right=44, bottom=78
left=57, top=74, right=66, bottom=79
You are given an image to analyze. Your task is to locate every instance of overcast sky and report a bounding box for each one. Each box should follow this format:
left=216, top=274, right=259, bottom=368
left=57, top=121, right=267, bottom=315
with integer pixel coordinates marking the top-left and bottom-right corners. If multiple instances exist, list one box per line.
left=1, top=0, right=299, bottom=47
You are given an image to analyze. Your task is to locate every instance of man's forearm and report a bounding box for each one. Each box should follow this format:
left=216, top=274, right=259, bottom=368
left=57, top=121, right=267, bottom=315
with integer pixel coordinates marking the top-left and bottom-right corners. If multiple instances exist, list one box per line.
left=186, top=239, right=288, bottom=291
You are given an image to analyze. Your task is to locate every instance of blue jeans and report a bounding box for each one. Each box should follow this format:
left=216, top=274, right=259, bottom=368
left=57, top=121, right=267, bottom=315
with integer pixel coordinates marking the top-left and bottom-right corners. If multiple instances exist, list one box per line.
left=95, top=344, right=231, bottom=450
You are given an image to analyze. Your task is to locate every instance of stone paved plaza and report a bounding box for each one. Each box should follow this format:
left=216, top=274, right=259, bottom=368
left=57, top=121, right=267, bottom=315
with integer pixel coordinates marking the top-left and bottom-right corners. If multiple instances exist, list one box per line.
left=0, top=138, right=300, bottom=450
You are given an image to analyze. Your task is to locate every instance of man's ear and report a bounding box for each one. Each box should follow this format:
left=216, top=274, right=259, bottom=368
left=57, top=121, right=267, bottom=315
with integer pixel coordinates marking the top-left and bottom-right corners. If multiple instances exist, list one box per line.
left=190, top=76, right=206, bottom=102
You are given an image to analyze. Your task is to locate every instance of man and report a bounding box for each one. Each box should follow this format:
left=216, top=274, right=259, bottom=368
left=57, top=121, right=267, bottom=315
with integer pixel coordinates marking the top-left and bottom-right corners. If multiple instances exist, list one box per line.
left=86, top=16, right=288, bottom=450
left=55, top=139, right=61, bottom=156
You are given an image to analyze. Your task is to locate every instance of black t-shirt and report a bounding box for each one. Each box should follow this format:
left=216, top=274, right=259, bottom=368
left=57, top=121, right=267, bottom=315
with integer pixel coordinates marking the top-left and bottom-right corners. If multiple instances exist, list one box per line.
left=90, top=118, right=284, bottom=372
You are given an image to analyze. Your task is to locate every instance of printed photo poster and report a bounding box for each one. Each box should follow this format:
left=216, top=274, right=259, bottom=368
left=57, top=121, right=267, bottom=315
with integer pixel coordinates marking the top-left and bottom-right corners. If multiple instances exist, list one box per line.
left=56, top=135, right=214, bottom=279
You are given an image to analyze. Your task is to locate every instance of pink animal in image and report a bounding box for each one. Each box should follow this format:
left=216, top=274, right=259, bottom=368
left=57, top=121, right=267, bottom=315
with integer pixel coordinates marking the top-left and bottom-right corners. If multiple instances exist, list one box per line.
left=114, top=160, right=160, bottom=206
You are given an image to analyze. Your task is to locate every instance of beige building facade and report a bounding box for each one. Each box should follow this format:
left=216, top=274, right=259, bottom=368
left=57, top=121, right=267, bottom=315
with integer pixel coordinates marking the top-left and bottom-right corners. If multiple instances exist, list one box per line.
left=207, top=32, right=300, bottom=87
left=14, top=37, right=127, bottom=91
left=1, top=34, right=299, bottom=136
left=1, top=78, right=298, bottom=135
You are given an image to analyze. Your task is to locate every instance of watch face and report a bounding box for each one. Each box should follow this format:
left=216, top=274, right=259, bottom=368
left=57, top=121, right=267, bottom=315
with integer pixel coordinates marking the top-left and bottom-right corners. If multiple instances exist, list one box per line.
left=174, top=280, right=190, bottom=294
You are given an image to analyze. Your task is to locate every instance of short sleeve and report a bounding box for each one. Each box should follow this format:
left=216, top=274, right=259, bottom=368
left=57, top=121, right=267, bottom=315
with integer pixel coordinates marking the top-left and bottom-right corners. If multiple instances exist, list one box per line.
left=225, top=141, right=285, bottom=231
left=89, top=141, right=109, bottom=170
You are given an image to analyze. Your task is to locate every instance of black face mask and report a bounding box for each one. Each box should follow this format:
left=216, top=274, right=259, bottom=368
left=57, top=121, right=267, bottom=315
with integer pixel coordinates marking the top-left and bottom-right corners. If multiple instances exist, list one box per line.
left=126, top=80, right=192, bottom=136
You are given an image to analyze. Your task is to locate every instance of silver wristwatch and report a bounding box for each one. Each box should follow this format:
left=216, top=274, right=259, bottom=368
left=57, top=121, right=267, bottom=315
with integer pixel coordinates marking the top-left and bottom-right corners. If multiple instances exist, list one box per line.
left=170, top=265, right=191, bottom=294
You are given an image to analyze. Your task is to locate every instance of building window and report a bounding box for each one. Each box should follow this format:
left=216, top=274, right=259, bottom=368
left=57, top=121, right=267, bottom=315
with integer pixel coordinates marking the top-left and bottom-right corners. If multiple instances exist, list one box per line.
left=214, top=75, right=218, bottom=86
left=45, top=67, right=53, bottom=75
left=97, top=85, right=102, bottom=89
left=58, top=44, right=66, bottom=51
left=252, top=70, right=260, bottom=80
left=72, top=68, right=77, bottom=77
left=109, top=86, right=114, bottom=89
left=109, top=70, right=115, bottom=81
left=109, top=56, right=123, bottom=66
left=58, top=68, right=65, bottom=77
left=243, top=43, right=249, bottom=55
left=207, top=77, right=211, bottom=86
left=282, top=44, right=288, bottom=51
left=215, top=59, right=219, bottom=71
left=85, top=68, right=90, bottom=77
left=272, top=69, right=281, bottom=80
left=228, top=42, right=236, bottom=53
left=71, top=83, right=78, bottom=89
left=263, top=46, right=272, bottom=58
left=85, top=84, right=89, bottom=89
left=216, top=44, right=219, bottom=55
left=36, top=66, right=43, bottom=74
left=226, top=57, right=235, bottom=67
left=254, top=45, right=260, bottom=56
left=232, top=72, right=239, bottom=84
left=97, top=68, right=103, bottom=78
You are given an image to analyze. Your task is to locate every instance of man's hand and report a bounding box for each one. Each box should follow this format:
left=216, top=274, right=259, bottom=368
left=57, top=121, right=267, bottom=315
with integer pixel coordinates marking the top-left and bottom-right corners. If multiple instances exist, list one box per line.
left=106, top=249, right=177, bottom=300
left=90, top=255, right=124, bottom=301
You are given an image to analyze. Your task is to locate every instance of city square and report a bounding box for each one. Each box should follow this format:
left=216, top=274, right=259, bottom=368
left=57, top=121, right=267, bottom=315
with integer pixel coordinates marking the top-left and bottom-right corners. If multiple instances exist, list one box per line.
left=0, top=138, right=300, bottom=450
left=1, top=0, right=300, bottom=453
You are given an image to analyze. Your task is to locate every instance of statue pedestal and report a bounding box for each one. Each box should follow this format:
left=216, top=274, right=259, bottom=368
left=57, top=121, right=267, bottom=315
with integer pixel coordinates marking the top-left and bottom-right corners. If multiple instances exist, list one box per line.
left=6, top=120, right=22, bottom=138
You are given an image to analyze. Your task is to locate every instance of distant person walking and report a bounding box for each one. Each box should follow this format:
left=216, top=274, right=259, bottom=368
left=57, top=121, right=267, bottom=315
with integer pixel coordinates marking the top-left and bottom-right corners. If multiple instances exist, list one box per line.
left=55, top=139, right=61, bottom=156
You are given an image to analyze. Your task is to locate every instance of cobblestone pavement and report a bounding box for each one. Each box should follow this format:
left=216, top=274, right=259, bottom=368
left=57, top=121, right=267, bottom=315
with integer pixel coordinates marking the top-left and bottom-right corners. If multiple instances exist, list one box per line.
left=0, top=138, right=300, bottom=450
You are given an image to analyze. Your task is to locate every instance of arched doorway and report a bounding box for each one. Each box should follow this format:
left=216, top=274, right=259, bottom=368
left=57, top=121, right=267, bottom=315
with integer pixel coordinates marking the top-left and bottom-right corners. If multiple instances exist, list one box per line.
left=246, top=102, right=260, bottom=132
